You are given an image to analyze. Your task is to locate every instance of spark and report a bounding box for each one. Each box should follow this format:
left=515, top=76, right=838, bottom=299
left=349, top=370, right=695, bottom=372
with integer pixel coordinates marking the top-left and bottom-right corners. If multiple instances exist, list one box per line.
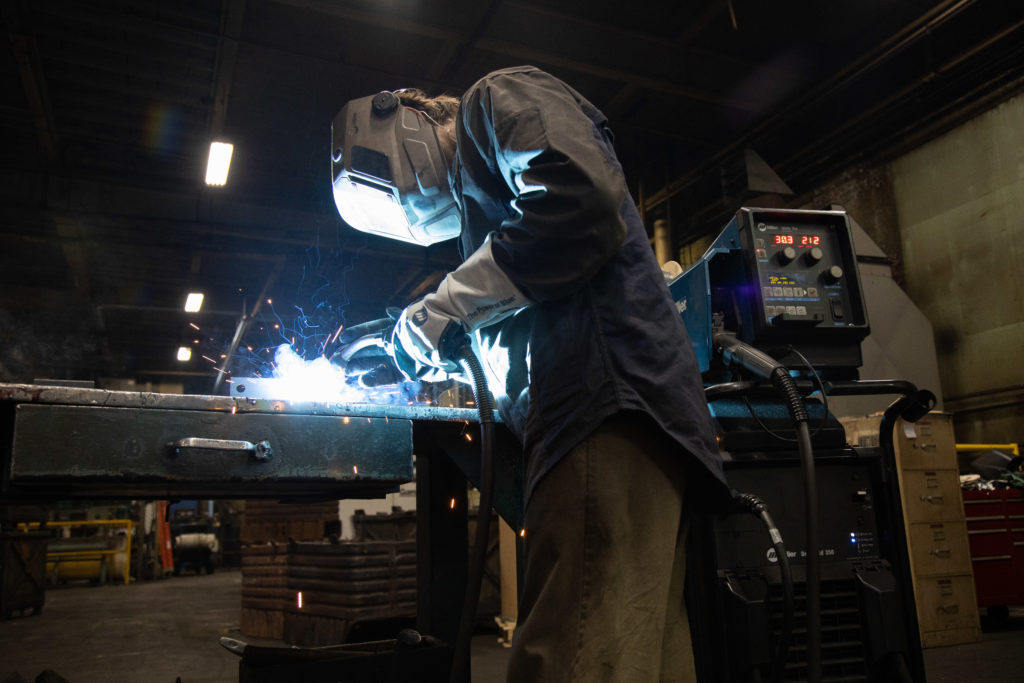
left=330, top=323, right=344, bottom=345
left=201, top=355, right=216, bottom=364
left=520, top=528, right=526, bottom=538
left=352, top=465, right=358, bottom=475
left=189, top=323, right=200, bottom=331
left=231, top=405, right=237, bottom=414
left=449, top=498, right=456, bottom=510
left=343, top=417, right=350, bottom=424
left=297, top=591, right=303, bottom=609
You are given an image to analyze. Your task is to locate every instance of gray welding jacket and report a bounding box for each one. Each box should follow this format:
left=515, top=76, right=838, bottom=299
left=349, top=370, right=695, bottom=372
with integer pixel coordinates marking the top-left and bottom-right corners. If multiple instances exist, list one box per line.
left=450, top=66, right=729, bottom=509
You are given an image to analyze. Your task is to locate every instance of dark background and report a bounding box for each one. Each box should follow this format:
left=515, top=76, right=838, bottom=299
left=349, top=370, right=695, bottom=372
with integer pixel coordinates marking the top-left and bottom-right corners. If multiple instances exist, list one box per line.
left=1, top=0, right=1021, bottom=391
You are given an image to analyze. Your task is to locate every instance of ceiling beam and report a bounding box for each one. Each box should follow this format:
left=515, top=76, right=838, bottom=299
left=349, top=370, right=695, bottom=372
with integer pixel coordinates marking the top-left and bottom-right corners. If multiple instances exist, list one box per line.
left=641, top=0, right=979, bottom=214
left=475, top=38, right=757, bottom=111
left=430, top=0, right=503, bottom=84
left=268, top=0, right=754, bottom=110
left=209, top=0, right=247, bottom=139
left=3, top=1, right=59, bottom=162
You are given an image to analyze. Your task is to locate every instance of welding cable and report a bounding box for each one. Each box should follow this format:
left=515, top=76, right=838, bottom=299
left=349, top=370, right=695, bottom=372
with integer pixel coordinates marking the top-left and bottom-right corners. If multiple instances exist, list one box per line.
left=449, top=345, right=496, bottom=683
left=713, top=331, right=820, bottom=683
left=737, top=493, right=794, bottom=683
left=772, top=369, right=820, bottom=683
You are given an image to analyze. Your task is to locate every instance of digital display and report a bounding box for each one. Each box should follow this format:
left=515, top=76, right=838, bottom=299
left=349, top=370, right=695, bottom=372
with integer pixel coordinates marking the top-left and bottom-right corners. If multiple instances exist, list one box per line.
left=773, top=233, right=821, bottom=246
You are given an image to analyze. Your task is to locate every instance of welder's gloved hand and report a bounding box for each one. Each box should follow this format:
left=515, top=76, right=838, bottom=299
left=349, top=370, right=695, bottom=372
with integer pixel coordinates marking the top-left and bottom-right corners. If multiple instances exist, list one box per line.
left=391, top=233, right=532, bottom=382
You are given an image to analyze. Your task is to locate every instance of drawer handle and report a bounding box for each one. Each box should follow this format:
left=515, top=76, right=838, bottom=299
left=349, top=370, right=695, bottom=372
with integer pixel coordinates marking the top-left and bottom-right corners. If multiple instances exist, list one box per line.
left=937, top=604, right=959, bottom=615
left=913, top=443, right=937, bottom=451
left=929, top=549, right=951, bottom=558
left=920, top=495, right=945, bottom=504
left=170, top=437, right=273, bottom=461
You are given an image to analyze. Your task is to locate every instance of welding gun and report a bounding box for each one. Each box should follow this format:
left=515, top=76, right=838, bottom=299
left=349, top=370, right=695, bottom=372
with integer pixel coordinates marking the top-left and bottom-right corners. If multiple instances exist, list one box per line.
left=329, top=312, right=404, bottom=386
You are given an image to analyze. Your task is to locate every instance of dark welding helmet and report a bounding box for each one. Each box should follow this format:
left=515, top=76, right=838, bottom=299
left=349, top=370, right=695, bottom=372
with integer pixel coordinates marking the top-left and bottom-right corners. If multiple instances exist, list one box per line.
left=331, top=91, right=461, bottom=246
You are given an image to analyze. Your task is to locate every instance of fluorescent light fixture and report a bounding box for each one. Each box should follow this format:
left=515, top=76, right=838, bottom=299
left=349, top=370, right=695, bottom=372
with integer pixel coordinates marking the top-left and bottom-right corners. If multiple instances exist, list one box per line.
left=184, top=292, right=204, bottom=312
left=177, top=346, right=192, bottom=362
left=205, top=141, right=234, bottom=186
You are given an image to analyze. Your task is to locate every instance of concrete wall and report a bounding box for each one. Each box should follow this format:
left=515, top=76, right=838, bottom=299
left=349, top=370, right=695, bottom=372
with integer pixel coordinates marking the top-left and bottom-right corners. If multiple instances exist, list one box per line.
left=890, top=93, right=1024, bottom=445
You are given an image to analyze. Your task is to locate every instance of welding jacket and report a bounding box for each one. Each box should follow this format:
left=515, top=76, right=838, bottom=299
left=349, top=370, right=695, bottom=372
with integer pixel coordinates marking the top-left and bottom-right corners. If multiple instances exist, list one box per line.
left=451, top=66, right=728, bottom=508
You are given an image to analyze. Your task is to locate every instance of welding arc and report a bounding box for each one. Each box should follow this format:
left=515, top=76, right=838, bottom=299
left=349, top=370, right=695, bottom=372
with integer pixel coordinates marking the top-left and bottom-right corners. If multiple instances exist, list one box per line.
left=449, top=345, right=496, bottom=683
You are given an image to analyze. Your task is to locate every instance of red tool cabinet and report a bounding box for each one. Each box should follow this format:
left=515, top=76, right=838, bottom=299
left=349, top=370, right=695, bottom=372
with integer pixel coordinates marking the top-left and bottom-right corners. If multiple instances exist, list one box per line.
left=961, top=489, right=1024, bottom=610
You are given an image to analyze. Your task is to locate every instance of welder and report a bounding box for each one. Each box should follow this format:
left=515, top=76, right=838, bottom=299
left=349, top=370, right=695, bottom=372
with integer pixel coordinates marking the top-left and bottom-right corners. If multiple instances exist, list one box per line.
left=331, top=65, right=731, bottom=682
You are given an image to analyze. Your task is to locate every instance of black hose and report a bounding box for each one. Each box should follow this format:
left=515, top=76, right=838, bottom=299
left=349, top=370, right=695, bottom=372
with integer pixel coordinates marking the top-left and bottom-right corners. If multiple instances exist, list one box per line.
left=449, top=346, right=496, bottom=683
left=794, top=419, right=818, bottom=683
left=737, top=494, right=794, bottom=683
left=769, top=366, right=819, bottom=683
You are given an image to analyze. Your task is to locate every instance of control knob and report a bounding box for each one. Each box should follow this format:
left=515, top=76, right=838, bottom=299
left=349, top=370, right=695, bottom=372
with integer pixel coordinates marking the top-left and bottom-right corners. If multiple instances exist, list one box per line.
left=824, top=265, right=844, bottom=283
left=777, top=246, right=797, bottom=265
left=804, top=247, right=824, bottom=265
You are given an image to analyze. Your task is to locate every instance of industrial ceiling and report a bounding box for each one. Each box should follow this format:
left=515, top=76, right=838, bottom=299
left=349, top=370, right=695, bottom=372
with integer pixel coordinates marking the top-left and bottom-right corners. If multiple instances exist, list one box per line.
left=1, top=0, right=1022, bottom=391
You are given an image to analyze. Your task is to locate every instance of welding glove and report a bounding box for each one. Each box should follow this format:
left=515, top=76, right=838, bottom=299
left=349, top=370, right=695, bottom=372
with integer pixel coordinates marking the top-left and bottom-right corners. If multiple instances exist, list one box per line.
left=391, top=233, right=532, bottom=381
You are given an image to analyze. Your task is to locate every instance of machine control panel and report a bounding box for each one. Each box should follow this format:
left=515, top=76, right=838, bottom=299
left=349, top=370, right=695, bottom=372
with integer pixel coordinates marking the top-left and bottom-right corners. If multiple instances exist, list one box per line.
left=749, top=219, right=859, bottom=329
left=669, top=207, right=870, bottom=375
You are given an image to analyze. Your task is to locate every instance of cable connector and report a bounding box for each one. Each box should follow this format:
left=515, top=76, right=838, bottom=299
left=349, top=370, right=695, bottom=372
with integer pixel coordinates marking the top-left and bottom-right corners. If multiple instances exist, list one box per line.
left=736, top=492, right=768, bottom=513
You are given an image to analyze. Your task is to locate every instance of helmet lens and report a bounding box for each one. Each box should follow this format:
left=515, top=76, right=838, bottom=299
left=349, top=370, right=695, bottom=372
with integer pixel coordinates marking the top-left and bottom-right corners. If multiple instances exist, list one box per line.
left=333, top=177, right=414, bottom=243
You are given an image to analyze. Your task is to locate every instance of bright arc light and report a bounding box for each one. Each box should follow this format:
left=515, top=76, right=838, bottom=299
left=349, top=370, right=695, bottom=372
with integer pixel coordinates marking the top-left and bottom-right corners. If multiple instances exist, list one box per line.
left=184, top=292, right=204, bottom=312
left=205, top=141, right=234, bottom=186
left=177, top=346, right=192, bottom=362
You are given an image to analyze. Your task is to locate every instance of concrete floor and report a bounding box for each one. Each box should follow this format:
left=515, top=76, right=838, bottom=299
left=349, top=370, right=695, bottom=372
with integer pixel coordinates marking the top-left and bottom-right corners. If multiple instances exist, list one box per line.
left=0, top=570, right=1020, bottom=682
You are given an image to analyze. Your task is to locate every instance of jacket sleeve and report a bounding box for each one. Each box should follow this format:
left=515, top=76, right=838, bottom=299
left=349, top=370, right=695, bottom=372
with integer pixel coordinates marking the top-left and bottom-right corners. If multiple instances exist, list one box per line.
left=458, top=70, right=629, bottom=303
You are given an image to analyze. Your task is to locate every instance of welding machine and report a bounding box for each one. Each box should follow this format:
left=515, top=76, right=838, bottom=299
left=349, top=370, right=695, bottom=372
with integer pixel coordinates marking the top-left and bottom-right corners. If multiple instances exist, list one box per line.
left=673, top=208, right=931, bottom=683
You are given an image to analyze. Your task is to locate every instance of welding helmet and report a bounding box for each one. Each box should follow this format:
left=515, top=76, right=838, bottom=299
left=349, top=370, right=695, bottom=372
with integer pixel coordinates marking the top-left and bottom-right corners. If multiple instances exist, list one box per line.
left=331, top=91, right=461, bottom=246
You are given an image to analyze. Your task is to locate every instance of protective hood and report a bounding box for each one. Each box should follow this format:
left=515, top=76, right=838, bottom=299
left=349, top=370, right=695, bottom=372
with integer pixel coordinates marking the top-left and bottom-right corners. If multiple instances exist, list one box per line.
left=331, top=91, right=461, bottom=246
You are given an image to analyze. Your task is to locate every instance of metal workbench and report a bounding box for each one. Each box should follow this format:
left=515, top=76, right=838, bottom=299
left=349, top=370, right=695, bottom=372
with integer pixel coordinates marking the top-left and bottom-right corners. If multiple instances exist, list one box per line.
left=0, top=381, right=524, bottom=668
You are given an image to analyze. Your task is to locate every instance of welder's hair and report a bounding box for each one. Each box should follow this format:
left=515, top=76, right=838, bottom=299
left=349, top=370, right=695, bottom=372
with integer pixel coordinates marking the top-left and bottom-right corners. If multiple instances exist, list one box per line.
left=395, top=88, right=460, bottom=126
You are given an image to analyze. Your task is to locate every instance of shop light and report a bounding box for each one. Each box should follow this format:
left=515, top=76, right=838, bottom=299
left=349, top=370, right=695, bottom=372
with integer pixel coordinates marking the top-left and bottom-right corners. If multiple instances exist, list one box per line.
left=184, top=292, right=204, bottom=312
left=177, top=347, right=192, bottom=362
left=205, top=142, right=234, bottom=186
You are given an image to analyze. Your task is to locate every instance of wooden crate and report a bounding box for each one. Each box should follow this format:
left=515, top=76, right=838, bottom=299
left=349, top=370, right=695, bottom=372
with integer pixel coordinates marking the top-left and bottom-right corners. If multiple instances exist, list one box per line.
left=284, top=541, right=417, bottom=647
left=240, top=542, right=290, bottom=639
left=241, top=540, right=418, bottom=646
left=241, top=501, right=339, bottom=544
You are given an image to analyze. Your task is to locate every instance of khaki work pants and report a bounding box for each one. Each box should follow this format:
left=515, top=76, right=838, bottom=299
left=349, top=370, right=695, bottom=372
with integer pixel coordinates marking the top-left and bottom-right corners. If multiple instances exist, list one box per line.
left=506, top=412, right=696, bottom=682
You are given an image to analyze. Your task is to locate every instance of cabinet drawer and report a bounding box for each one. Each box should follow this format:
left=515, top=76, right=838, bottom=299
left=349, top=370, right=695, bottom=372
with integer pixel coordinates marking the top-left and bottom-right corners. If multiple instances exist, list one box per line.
left=914, top=574, right=980, bottom=634
left=966, top=523, right=1012, bottom=558
left=893, top=415, right=955, bottom=470
left=908, top=521, right=972, bottom=577
left=900, top=470, right=964, bottom=523
left=8, top=404, right=413, bottom=499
